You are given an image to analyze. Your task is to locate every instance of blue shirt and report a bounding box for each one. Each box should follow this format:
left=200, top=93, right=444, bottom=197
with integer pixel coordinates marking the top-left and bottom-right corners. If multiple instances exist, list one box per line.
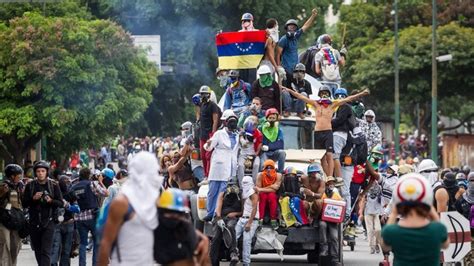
left=228, top=132, right=237, bottom=149
left=278, top=29, right=303, bottom=73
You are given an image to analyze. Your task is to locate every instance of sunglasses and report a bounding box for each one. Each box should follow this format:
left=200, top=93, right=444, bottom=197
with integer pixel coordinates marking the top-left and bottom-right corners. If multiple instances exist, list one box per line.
left=242, top=19, right=251, bottom=23
left=264, top=166, right=275, bottom=170
left=294, top=70, right=305, bottom=73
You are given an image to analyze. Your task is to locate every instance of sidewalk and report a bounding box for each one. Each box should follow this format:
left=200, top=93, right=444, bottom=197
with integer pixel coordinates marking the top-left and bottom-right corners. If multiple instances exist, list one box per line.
left=17, top=244, right=93, bottom=266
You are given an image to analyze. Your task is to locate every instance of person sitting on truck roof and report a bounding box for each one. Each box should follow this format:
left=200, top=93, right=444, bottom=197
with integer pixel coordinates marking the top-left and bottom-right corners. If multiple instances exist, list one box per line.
left=283, top=86, right=369, bottom=178
left=259, top=108, right=286, bottom=173
left=237, top=97, right=266, bottom=129
left=237, top=116, right=263, bottom=186
left=223, top=70, right=252, bottom=117
left=319, top=176, right=343, bottom=266
left=255, top=160, right=283, bottom=229
left=281, top=63, right=312, bottom=119
left=251, top=65, right=282, bottom=113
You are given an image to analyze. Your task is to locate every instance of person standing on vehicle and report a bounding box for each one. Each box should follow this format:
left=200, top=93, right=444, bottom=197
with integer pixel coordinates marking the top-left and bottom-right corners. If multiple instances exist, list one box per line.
left=281, top=63, right=312, bottom=118
left=71, top=168, right=108, bottom=266
left=319, top=176, right=343, bottom=265
left=235, top=175, right=259, bottom=266
left=168, top=148, right=198, bottom=192
left=255, top=160, right=282, bottom=228
left=197, top=85, right=221, bottom=179
left=260, top=108, right=286, bottom=172
left=203, top=110, right=240, bottom=222
left=314, top=34, right=346, bottom=94
left=251, top=65, right=282, bottom=113
left=23, top=161, right=63, bottom=266
left=260, top=18, right=279, bottom=76
left=223, top=70, right=252, bottom=117
left=237, top=116, right=263, bottom=186
left=284, top=86, right=370, bottom=178
left=0, top=164, right=25, bottom=265
left=360, top=110, right=382, bottom=151
left=211, top=183, right=242, bottom=266
left=381, top=173, right=449, bottom=266
left=276, top=8, right=318, bottom=87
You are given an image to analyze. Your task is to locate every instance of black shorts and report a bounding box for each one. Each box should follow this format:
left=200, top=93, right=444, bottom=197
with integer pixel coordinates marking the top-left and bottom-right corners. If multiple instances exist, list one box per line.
left=314, top=130, right=334, bottom=153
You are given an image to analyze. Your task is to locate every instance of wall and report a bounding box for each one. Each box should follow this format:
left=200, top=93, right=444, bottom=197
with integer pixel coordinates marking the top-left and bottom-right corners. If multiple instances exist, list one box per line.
left=442, top=134, right=474, bottom=168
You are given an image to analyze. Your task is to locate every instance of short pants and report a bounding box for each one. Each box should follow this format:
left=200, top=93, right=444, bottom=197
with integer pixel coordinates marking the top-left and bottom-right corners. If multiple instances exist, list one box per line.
left=314, top=130, right=334, bottom=153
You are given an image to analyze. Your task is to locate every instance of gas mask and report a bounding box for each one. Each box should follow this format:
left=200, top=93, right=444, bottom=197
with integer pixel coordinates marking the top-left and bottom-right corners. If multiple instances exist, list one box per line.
left=227, top=118, right=238, bottom=131
left=293, top=71, right=305, bottom=82
left=269, top=26, right=279, bottom=43
left=200, top=93, right=210, bottom=102
left=218, top=75, right=229, bottom=88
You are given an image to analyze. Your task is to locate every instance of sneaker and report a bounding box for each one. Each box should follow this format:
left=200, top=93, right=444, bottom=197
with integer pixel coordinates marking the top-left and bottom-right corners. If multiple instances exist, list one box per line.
left=202, top=215, right=213, bottom=222
left=283, top=111, right=290, bottom=117
left=297, top=112, right=305, bottom=119
left=375, top=245, right=380, bottom=254
left=370, top=247, right=375, bottom=254
left=271, top=219, right=279, bottom=230
left=198, top=179, right=209, bottom=186
left=230, top=252, right=239, bottom=263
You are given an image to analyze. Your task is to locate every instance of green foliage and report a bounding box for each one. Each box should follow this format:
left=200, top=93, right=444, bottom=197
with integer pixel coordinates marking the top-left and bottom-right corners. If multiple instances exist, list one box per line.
left=0, top=12, right=157, bottom=163
left=0, top=0, right=92, bottom=22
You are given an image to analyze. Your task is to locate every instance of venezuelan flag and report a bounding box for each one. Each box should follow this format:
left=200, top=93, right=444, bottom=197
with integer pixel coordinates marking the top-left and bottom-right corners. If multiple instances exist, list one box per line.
left=216, top=30, right=267, bottom=69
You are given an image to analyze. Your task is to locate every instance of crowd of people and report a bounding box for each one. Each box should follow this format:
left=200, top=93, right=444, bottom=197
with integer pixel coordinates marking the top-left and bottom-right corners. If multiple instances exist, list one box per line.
left=0, top=8, right=473, bottom=266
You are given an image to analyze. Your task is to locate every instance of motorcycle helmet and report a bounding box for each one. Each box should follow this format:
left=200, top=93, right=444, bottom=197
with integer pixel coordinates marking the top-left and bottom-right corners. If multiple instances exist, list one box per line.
left=4, top=164, right=23, bottom=179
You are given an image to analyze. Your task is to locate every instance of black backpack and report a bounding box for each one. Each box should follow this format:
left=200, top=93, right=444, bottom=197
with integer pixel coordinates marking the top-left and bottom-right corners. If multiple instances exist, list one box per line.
left=299, top=46, right=319, bottom=78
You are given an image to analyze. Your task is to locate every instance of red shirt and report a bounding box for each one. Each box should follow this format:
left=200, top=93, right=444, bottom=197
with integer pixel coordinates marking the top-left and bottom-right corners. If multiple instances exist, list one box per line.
left=253, top=129, right=263, bottom=153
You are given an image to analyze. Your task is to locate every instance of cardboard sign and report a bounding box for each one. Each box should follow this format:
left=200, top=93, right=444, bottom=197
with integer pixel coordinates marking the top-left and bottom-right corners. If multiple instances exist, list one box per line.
left=321, top=199, right=346, bottom=223
left=440, top=211, right=472, bottom=262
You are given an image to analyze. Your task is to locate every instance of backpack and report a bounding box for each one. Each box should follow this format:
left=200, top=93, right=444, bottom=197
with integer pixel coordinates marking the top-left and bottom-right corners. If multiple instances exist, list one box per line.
left=29, top=179, right=65, bottom=225
left=95, top=200, right=134, bottom=262
left=299, top=46, right=319, bottom=78
left=318, top=47, right=339, bottom=81
left=348, top=134, right=369, bottom=165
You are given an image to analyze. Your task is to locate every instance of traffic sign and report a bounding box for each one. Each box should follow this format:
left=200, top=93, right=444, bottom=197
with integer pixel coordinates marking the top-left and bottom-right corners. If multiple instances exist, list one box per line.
left=440, top=211, right=472, bottom=262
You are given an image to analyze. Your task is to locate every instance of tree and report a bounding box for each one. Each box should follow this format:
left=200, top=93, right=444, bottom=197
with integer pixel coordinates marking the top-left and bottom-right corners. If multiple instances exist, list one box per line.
left=0, top=13, right=158, bottom=164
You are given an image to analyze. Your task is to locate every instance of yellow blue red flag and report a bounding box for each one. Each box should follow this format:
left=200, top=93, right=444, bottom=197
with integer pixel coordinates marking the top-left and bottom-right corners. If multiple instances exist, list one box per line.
left=216, top=30, right=267, bottom=69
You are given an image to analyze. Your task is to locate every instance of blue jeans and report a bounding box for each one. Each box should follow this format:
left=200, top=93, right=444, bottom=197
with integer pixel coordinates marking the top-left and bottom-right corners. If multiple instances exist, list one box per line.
left=206, top=181, right=227, bottom=219
left=282, top=91, right=306, bottom=113
left=260, top=150, right=286, bottom=173
left=77, top=219, right=97, bottom=266
left=235, top=218, right=259, bottom=265
left=51, top=222, right=74, bottom=266
left=192, top=166, right=205, bottom=182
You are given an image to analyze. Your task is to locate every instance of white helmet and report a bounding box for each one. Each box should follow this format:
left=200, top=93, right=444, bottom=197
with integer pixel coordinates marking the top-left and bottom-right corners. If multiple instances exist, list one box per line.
left=388, top=165, right=399, bottom=174
left=221, top=109, right=237, bottom=121
left=393, top=173, right=433, bottom=207
left=364, top=109, right=375, bottom=117
left=257, top=65, right=272, bottom=75
left=417, top=159, right=438, bottom=173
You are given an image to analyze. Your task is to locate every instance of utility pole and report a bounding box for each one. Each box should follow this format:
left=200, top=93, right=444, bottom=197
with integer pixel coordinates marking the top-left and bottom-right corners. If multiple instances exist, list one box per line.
left=394, top=0, right=400, bottom=163
left=431, top=0, right=438, bottom=164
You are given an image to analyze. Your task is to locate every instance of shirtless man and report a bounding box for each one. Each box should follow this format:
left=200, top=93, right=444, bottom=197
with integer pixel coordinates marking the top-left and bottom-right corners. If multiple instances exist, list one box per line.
left=260, top=18, right=279, bottom=75
left=284, top=86, right=369, bottom=177
left=168, top=145, right=197, bottom=191
left=300, top=164, right=326, bottom=220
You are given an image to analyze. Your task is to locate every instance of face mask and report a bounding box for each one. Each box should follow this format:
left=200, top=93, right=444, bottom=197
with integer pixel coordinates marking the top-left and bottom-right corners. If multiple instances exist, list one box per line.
left=201, top=94, right=210, bottom=102
left=242, top=21, right=254, bottom=31
left=293, top=72, right=304, bottom=81
left=259, top=74, right=273, bottom=87
left=227, top=119, right=238, bottom=131
left=287, top=31, right=296, bottom=39
left=218, top=75, right=229, bottom=87
left=269, top=26, right=279, bottom=42
left=250, top=103, right=261, bottom=112
left=421, top=172, right=439, bottom=186
left=269, top=121, right=276, bottom=127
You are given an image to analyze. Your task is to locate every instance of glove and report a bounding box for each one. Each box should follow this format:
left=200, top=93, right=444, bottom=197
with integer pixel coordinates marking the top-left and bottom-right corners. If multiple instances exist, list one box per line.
left=217, top=219, right=225, bottom=230
left=68, top=204, right=81, bottom=214
left=340, top=46, right=348, bottom=57
left=277, top=66, right=287, bottom=80
left=262, top=145, right=269, bottom=152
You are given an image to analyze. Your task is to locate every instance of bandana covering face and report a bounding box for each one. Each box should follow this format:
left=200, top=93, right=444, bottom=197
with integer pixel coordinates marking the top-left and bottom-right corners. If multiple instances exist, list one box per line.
left=262, top=122, right=279, bottom=142
left=317, top=98, right=332, bottom=107
left=241, top=21, right=255, bottom=31
left=262, top=160, right=277, bottom=187
left=259, top=74, right=273, bottom=87
left=269, top=26, right=279, bottom=43
left=242, top=175, right=255, bottom=199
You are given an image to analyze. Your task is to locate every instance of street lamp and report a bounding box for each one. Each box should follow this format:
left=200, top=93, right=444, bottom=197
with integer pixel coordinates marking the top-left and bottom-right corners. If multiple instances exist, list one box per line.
left=392, top=1, right=400, bottom=163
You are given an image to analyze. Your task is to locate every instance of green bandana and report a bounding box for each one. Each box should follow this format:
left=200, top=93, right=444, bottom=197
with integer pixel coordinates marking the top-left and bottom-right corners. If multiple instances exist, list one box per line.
left=262, top=122, right=279, bottom=142
left=259, top=74, right=273, bottom=87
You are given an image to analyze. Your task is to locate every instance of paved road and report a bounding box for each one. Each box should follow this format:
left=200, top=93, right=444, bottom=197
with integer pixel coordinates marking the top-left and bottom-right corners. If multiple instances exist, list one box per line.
left=17, top=234, right=390, bottom=265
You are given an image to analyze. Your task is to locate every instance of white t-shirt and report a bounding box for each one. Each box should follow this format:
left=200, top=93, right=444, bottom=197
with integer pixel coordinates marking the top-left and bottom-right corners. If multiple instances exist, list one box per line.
left=243, top=190, right=259, bottom=219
